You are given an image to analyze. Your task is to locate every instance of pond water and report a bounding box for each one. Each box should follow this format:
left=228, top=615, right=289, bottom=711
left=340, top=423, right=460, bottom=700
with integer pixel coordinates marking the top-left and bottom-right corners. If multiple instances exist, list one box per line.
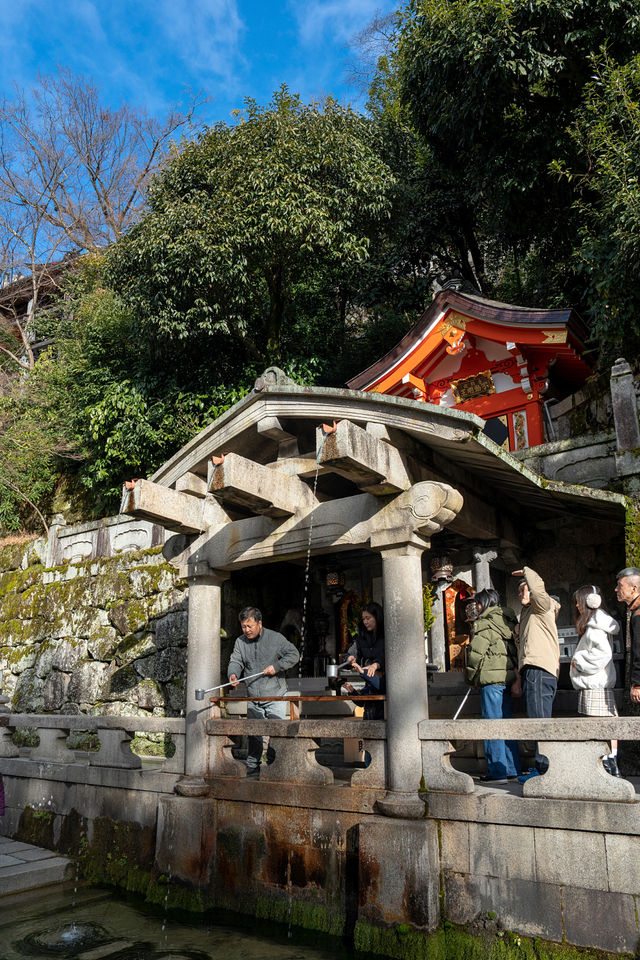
left=0, top=883, right=356, bottom=960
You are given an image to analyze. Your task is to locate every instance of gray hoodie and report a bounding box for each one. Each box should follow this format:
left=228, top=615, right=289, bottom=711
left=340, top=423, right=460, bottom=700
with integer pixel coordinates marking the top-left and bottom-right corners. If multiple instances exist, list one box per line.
left=227, top=626, right=299, bottom=699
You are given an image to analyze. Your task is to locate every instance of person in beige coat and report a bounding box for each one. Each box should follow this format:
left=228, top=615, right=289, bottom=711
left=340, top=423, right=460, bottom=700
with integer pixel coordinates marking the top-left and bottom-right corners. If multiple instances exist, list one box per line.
left=512, top=566, right=560, bottom=780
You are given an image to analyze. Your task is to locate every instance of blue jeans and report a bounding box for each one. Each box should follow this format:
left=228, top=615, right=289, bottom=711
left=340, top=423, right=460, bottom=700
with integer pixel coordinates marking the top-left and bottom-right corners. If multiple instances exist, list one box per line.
left=480, top=684, right=522, bottom=778
left=522, top=666, right=557, bottom=773
left=246, top=699, right=288, bottom=771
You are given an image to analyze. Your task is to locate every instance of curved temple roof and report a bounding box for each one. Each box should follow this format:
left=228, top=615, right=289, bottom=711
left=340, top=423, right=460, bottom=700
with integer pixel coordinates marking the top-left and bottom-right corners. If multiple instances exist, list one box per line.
left=346, top=289, right=591, bottom=398
left=148, top=369, right=625, bottom=533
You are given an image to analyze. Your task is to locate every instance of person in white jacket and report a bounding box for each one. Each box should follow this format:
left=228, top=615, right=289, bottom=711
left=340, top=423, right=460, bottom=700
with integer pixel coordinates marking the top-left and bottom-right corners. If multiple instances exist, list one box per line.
left=570, top=584, right=621, bottom=777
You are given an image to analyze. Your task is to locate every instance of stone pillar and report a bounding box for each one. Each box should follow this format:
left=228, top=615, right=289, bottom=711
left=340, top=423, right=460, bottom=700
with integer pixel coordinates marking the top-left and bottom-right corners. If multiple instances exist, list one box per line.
left=473, top=544, right=498, bottom=592
left=179, top=563, right=229, bottom=795
left=429, top=581, right=447, bottom=672
left=377, top=543, right=428, bottom=819
left=610, top=358, right=640, bottom=451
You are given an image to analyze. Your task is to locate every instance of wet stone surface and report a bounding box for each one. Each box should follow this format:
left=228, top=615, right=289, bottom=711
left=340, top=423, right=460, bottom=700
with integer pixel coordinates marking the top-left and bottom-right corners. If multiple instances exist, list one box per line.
left=0, top=883, right=353, bottom=960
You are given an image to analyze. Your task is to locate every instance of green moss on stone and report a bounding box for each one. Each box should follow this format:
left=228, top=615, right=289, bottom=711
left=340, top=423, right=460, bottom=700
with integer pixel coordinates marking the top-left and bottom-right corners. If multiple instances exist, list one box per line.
left=255, top=896, right=344, bottom=937
left=17, top=805, right=55, bottom=848
left=130, top=732, right=176, bottom=757
left=352, top=922, right=632, bottom=960
left=625, top=499, right=640, bottom=567
left=79, top=816, right=155, bottom=895
left=11, top=726, right=39, bottom=747
left=0, top=542, right=32, bottom=571
left=354, top=921, right=447, bottom=960
left=146, top=877, right=212, bottom=912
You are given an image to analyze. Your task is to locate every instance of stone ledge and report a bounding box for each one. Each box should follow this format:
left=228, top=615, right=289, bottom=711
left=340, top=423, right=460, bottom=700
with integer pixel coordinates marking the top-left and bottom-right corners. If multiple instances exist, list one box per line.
left=0, top=757, right=181, bottom=793
left=8, top=714, right=185, bottom=733
left=426, top=787, right=640, bottom=835
left=206, top=718, right=385, bottom=738
left=205, top=775, right=387, bottom=814
left=419, top=717, right=640, bottom=740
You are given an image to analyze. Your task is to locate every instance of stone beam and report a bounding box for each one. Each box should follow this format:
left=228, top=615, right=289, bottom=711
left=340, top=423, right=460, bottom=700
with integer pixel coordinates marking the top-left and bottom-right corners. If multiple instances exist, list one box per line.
left=317, top=419, right=411, bottom=495
left=410, top=454, right=519, bottom=547
left=256, top=415, right=300, bottom=459
left=120, top=479, right=229, bottom=535
left=166, top=481, right=463, bottom=573
left=265, top=456, right=332, bottom=482
left=175, top=472, right=208, bottom=498
left=207, top=452, right=318, bottom=518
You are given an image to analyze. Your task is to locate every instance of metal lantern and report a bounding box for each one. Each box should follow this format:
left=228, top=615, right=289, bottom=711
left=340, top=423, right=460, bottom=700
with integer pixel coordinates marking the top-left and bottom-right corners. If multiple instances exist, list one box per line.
left=430, top=554, right=454, bottom=582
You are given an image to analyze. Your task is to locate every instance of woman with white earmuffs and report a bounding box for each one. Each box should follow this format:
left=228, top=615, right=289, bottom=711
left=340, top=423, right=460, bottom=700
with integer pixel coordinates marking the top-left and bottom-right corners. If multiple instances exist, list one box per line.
left=570, top=584, right=621, bottom=777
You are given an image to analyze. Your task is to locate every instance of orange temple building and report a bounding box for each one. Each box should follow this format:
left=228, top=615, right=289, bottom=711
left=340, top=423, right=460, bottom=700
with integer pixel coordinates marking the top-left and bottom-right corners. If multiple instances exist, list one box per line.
left=346, top=289, right=592, bottom=451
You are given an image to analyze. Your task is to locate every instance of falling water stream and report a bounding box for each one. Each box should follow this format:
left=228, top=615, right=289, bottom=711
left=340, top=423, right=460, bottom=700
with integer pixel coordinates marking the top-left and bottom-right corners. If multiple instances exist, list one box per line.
left=297, top=428, right=329, bottom=677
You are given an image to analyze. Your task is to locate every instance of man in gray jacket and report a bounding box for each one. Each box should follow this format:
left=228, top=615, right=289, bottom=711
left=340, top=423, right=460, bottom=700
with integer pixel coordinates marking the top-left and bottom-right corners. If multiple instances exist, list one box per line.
left=228, top=605, right=299, bottom=778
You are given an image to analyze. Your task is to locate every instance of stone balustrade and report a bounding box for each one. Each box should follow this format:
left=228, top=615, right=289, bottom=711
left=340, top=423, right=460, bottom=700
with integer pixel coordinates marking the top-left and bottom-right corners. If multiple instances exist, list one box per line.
left=420, top=717, right=640, bottom=802
left=204, top=715, right=640, bottom=801
left=0, top=714, right=185, bottom=774
left=4, top=713, right=640, bottom=804
left=206, top=717, right=387, bottom=788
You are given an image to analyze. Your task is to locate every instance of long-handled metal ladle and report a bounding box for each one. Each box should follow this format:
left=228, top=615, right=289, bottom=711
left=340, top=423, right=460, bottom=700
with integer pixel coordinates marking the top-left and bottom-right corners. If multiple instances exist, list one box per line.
left=194, top=671, right=266, bottom=701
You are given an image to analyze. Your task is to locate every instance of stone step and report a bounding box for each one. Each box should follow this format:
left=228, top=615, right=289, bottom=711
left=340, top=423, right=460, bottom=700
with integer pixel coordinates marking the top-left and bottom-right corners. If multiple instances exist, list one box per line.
left=0, top=837, right=73, bottom=897
left=0, top=856, right=73, bottom=895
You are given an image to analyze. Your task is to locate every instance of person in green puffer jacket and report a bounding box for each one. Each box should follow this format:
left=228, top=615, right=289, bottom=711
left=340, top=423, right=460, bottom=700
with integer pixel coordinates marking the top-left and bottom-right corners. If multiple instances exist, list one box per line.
left=465, top=588, right=522, bottom=783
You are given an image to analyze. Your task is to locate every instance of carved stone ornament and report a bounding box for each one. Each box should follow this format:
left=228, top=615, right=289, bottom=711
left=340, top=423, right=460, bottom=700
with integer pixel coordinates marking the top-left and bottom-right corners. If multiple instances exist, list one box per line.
left=254, top=367, right=297, bottom=392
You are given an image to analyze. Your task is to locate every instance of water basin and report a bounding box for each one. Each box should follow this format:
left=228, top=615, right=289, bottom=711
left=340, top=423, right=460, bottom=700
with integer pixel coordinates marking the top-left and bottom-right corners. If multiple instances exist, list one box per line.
left=0, top=884, right=355, bottom=960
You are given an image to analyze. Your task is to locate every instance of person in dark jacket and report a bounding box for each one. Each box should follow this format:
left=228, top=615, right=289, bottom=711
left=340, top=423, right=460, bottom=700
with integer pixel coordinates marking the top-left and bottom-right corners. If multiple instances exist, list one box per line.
left=615, top=567, right=640, bottom=704
left=344, top=602, right=385, bottom=720
left=465, top=589, right=522, bottom=783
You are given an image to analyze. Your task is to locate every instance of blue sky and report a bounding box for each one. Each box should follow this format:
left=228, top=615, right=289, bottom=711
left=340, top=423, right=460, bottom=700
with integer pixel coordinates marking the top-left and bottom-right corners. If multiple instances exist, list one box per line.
left=0, top=0, right=400, bottom=123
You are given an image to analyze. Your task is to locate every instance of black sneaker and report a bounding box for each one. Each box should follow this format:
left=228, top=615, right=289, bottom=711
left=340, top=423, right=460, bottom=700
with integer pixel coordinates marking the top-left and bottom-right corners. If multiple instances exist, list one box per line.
left=246, top=768, right=260, bottom=780
left=479, top=775, right=513, bottom=784
left=602, top=756, right=622, bottom=778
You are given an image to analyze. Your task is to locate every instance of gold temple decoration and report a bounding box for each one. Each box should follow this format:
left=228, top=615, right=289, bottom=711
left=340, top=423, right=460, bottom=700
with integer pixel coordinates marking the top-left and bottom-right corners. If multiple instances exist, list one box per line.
left=542, top=329, right=568, bottom=344
left=440, top=313, right=468, bottom=355
left=450, top=370, right=496, bottom=403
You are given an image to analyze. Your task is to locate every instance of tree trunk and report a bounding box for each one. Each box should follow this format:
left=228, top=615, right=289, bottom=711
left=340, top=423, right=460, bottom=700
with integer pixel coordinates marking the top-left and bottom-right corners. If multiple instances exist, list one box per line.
left=460, top=207, right=492, bottom=295
left=266, top=263, right=287, bottom=362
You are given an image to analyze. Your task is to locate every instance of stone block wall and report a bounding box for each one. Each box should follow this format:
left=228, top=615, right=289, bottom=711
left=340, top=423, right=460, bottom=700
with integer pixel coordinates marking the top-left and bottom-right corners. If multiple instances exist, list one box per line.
left=546, top=377, right=614, bottom=442
left=440, top=816, right=640, bottom=953
left=0, top=538, right=188, bottom=718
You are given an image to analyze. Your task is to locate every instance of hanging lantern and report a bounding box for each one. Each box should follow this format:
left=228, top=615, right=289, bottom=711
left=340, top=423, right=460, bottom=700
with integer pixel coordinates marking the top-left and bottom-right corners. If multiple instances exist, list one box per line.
left=325, top=568, right=345, bottom=598
left=430, top=554, right=454, bottom=582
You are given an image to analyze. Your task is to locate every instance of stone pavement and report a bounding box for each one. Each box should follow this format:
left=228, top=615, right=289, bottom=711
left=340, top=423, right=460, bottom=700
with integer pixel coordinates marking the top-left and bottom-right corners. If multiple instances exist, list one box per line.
left=0, top=836, right=72, bottom=895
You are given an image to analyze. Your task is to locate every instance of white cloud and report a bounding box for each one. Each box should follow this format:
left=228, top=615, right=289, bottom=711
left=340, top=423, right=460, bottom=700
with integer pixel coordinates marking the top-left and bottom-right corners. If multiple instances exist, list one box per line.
left=288, top=0, right=395, bottom=47
left=154, top=0, right=245, bottom=79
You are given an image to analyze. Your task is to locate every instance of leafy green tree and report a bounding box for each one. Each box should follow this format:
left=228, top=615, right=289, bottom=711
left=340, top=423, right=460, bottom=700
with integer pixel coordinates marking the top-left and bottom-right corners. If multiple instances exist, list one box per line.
left=31, top=260, right=254, bottom=513
left=556, top=54, right=640, bottom=349
left=386, top=0, right=640, bottom=303
left=106, top=88, right=397, bottom=362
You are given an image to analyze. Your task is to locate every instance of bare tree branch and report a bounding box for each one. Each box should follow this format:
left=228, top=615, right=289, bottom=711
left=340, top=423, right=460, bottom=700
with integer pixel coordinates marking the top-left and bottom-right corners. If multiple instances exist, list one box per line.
left=0, top=68, right=204, bottom=372
left=0, top=473, right=49, bottom=534
left=345, top=12, right=398, bottom=95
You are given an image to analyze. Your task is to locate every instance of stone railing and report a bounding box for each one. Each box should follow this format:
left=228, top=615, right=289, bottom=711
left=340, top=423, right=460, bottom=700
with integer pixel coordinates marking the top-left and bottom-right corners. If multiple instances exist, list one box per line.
left=205, top=717, right=387, bottom=788
left=0, top=714, right=185, bottom=774
left=207, top=716, right=640, bottom=801
left=420, top=718, right=640, bottom=803
left=4, top=713, right=640, bottom=804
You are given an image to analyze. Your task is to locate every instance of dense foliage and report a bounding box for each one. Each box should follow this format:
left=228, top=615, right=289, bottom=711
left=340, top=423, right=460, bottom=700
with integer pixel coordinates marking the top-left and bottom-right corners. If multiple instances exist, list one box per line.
left=4, top=5, right=640, bottom=532
left=0, top=91, right=421, bottom=530
left=375, top=0, right=640, bottom=308
left=106, top=88, right=405, bottom=363
left=557, top=53, right=640, bottom=346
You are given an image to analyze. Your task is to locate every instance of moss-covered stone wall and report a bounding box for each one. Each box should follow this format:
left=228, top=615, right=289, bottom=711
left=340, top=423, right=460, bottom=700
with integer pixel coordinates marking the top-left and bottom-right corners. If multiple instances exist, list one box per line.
left=0, top=539, right=188, bottom=718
